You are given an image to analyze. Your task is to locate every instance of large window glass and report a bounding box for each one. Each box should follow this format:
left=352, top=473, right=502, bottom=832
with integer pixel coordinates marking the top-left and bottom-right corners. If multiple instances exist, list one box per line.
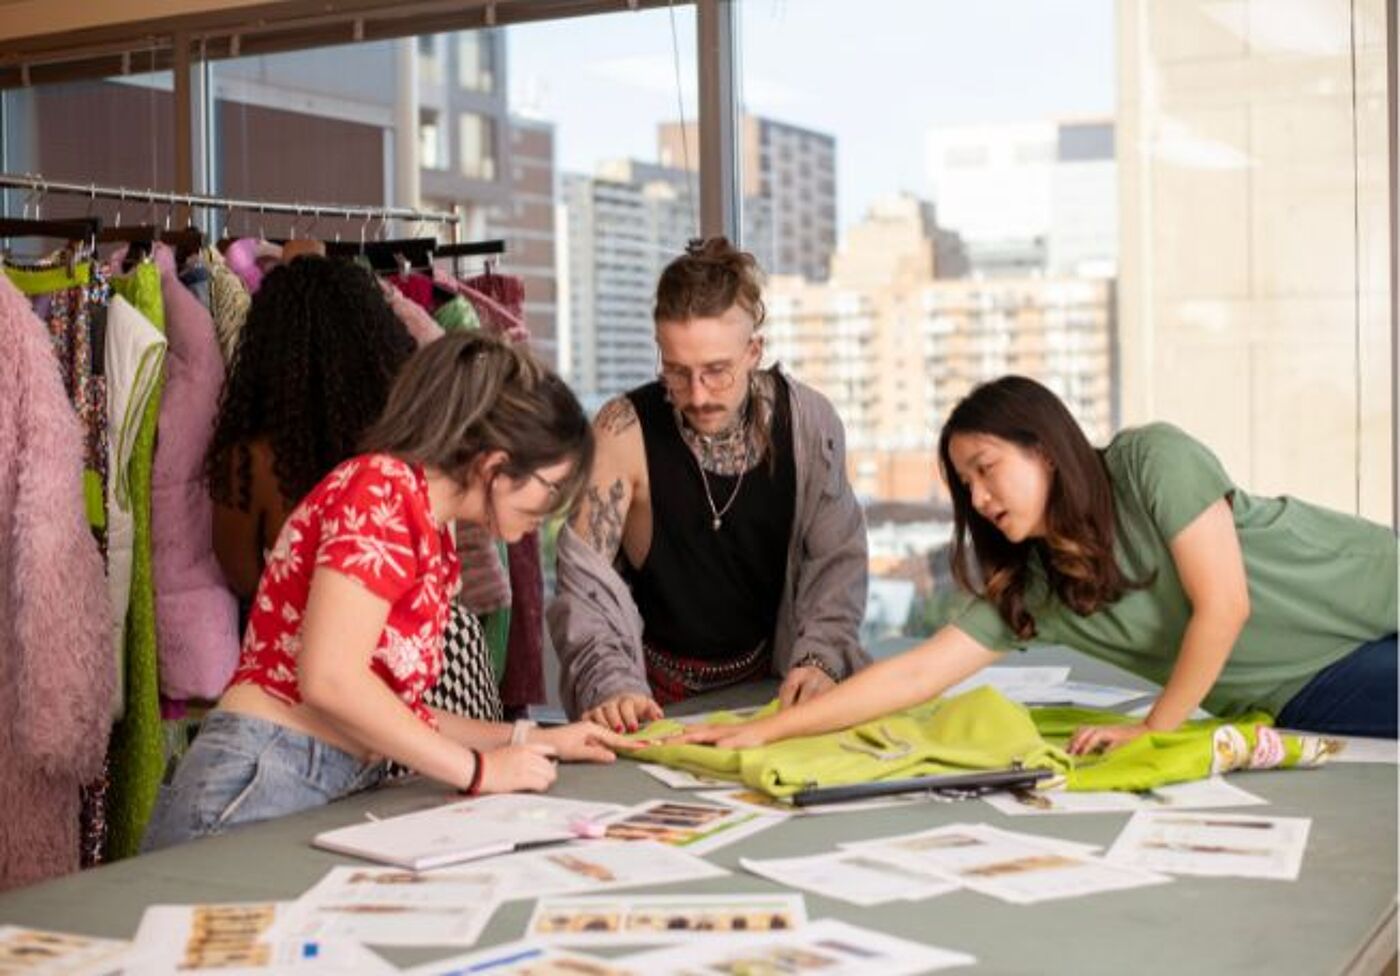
left=738, top=0, right=1391, bottom=648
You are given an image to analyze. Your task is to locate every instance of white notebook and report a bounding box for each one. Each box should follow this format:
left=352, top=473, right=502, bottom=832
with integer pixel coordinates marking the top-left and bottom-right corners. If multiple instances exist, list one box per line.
left=313, top=804, right=575, bottom=871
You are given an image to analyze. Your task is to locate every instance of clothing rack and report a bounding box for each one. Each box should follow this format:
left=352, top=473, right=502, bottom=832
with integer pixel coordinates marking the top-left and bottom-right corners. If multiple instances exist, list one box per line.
left=0, top=172, right=461, bottom=242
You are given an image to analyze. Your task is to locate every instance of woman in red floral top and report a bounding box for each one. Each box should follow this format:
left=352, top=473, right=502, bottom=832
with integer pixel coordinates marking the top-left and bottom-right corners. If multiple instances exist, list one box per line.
left=144, top=333, right=631, bottom=850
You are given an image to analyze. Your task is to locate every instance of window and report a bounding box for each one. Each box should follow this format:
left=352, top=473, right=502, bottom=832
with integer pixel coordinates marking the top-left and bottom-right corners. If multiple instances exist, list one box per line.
left=420, top=109, right=445, bottom=170
left=739, top=0, right=1390, bottom=645
left=458, top=31, right=497, bottom=93
left=458, top=112, right=497, bottom=180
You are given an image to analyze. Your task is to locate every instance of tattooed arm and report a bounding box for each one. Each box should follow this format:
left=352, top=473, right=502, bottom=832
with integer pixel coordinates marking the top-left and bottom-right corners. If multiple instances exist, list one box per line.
left=569, top=395, right=647, bottom=567
left=557, top=394, right=660, bottom=730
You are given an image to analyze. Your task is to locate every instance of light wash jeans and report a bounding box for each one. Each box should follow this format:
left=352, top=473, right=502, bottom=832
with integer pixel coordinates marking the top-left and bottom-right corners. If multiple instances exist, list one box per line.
left=141, top=710, right=386, bottom=852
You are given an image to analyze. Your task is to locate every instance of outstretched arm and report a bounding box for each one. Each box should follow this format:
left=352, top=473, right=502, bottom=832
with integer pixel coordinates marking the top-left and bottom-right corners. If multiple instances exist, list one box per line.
left=677, top=625, right=1004, bottom=748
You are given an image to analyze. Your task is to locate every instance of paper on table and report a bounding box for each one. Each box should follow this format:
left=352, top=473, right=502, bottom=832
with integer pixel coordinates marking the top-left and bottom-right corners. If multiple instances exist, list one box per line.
left=0, top=925, right=129, bottom=976
left=266, top=865, right=501, bottom=948
left=841, top=823, right=1169, bottom=905
left=525, top=893, right=806, bottom=946
left=1019, top=680, right=1149, bottom=708
left=486, top=840, right=729, bottom=901
left=1106, top=811, right=1312, bottom=880
left=944, top=667, right=1071, bottom=697
left=399, top=940, right=641, bottom=976
left=1278, top=731, right=1397, bottom=765
left=636, top=763, right=730, bottom=790
left=983, top=777, right=1266, bottom=816
left=842, top=822, right=1103, bottom=859
left=599, top=799, right=782, bottom=856
left=698, top=787, right=929, bottom=818
left=128, top=903, right=394, bottom=975
left=627, top=918, right=976, bottom=975
left=313, top=794, right=625, bottom=871
left=740, top=850, right=958, bottom=906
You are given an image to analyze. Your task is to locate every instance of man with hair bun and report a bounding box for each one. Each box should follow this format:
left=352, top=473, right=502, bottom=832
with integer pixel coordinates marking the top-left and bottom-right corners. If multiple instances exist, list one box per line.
left=550, top=237, right=870, bottom=730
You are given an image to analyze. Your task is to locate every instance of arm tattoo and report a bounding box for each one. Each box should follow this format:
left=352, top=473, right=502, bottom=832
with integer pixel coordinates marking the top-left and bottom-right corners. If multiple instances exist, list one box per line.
left=581, top=478, right=627, bottom=560
left=594, top=397, right=639, bottom=436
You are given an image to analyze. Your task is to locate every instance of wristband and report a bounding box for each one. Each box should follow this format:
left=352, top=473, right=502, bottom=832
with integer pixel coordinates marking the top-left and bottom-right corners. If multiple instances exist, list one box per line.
left=792, top=654, right=841, bottom=682
left=460, top=748, right=485, bottom=795
left=510, top=719, right=536, bottom=746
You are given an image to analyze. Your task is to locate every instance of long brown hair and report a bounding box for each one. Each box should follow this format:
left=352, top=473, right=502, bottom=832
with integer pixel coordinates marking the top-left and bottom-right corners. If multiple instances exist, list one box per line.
left=937, top=375, right=1150, bottom=639
left=361, top=332, right=592, bottom=516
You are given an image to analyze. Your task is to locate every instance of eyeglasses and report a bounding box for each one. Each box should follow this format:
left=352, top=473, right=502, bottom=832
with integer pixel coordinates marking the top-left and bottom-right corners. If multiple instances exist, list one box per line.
left=527, top=470, right=564, bottom=500
left=657, top=362, right=739, bottom=395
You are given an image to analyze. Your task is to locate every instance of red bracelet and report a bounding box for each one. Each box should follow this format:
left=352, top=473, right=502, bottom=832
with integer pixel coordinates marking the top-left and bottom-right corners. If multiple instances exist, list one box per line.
left=460, top=748, right=485, bottom=796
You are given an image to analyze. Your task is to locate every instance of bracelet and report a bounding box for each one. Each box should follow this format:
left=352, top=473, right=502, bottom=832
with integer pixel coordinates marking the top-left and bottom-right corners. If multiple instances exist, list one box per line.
left=460, top=748, right=485, bottom=795
left=510, top=719, right=536, bottom=746
left=792, top=655, right=841, bottom=682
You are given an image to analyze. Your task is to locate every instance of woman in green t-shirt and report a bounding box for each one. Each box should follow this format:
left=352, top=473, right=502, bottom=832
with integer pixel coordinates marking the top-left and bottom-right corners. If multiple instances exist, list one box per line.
left=678, top=375, right=1398, bottom=753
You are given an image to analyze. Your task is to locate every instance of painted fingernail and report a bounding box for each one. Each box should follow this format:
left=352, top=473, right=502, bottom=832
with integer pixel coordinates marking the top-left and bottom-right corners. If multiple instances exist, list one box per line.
left=613, top=724, right=623, bottom=733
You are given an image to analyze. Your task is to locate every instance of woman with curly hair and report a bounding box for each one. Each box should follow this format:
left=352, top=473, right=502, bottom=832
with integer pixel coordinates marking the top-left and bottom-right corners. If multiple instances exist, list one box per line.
left=206, top=256, right=417, bottom=602
left=145, top=332, right=632, bottom=850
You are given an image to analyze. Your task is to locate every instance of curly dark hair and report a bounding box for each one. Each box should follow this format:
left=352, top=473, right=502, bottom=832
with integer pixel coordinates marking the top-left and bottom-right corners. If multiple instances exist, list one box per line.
left=205, top=255, right=417, bottom=510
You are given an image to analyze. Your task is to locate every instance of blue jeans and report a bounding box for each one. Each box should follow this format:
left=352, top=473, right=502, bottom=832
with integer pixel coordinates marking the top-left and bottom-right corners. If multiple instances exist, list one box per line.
left=1276, top=634, right=1398, bottom=738
left=141, top=711, right=386, bottom=852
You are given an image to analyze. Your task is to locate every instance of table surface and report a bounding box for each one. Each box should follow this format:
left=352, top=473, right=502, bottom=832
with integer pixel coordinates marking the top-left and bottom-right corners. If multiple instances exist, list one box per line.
left=2, top=663, right=1395, bottom=976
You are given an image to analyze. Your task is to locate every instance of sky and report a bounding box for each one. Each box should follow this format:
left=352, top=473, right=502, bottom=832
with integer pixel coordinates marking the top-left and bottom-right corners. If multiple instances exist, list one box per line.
left=507, top=0, right=1115, bottom=234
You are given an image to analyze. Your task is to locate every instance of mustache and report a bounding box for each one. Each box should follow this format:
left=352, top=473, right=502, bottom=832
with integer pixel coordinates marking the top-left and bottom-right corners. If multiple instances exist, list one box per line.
left=684, top=406, right=728, bottom=418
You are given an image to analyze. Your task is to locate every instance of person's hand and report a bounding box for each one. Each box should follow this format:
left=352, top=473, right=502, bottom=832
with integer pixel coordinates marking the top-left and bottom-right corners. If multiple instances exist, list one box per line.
left=668, top=718, right=774, bottom=750
left=582, top=693, right=663, bottom=734
left=532, top=721, right=641, bottom=763
left=477, top=743, right=558, bottom=793
left=1067, top=723, right=1150, bottom=756
left=778, top=664, right=835, bottom=708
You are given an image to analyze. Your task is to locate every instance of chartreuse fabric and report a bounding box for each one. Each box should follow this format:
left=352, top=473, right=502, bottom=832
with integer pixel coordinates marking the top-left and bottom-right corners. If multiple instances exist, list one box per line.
left=105, top=261, right=167, bottom=860
left=950, top=423, right=1397, bottom=719
left=626, top=687, right=1335, bottom=799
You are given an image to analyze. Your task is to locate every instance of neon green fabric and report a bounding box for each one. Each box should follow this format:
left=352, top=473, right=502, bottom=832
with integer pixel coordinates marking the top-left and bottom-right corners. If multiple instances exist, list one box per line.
left=627, top=688, right=1334, bottom=798
left=433, top=295, right=480, bottom=332
left=83, top=468, right=105, bottom=530
left=104, top=261, right=167, bottom=860
left=3, top=260, right=91, bottom=296
left=950, top=423, right=1398, bottom=718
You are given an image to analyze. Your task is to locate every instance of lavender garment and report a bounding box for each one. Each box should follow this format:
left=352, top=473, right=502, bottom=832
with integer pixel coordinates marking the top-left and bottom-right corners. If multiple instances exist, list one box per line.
left=149, top=245, right=241, bottom=701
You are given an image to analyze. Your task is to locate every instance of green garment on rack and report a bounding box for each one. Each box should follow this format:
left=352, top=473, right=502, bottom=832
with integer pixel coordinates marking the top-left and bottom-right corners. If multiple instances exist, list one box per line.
left=433, top=295, right=480, bottom=333
left=625, top=687, right=1335, bottom=799
left=104, top=261, right=167, bottom=860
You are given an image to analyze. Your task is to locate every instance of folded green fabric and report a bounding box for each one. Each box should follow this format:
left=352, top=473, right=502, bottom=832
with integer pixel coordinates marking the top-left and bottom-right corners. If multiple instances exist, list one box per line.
left=627, top=688, right=1334, bottom=798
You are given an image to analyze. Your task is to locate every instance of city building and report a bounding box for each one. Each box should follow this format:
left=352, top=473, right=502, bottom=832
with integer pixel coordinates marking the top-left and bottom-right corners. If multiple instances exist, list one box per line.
left=659, top=113, right=836, bottom=281
left=767, top=194, right=1115, bottom=503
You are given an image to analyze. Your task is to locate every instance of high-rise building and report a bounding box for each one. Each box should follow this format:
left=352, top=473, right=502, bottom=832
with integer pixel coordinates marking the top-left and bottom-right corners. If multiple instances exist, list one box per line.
left=767, top=195, right=1114, bottom=503
left=560, top=159, right=777, bottom=404
left=924, top=118, right=1117, bottom=279
left=1115, top=0, right=1389, bottom=519
left=658, top=114, right=836, bottom=281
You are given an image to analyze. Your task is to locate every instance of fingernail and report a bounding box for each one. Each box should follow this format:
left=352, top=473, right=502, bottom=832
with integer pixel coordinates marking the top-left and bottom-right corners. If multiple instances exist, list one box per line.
left=613, top=724, right=623, bottom=733
left=627, top=724, right=637, bottom=733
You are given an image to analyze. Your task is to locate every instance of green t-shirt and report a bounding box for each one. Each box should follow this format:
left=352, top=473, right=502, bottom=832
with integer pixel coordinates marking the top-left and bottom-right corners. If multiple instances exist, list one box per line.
left=950, top=423, right=1398, bottom=717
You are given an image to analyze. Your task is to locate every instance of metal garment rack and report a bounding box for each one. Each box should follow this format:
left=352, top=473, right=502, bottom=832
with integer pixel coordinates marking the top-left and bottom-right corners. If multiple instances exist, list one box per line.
left=0, top=171, right=461, bottom=243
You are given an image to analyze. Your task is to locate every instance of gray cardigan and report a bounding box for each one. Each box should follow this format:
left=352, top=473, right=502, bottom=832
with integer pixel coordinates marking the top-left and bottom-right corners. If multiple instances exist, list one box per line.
left=548, top=372, right=871, bottom=717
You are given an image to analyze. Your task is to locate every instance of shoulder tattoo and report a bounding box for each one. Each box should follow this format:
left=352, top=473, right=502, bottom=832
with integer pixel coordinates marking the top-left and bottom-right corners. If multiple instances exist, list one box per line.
left=594, top=397, right=638, bottom=437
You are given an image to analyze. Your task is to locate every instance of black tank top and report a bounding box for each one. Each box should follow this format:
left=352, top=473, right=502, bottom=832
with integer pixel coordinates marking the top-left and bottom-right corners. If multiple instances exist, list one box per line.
left=624, top=376, right=797, bottom=661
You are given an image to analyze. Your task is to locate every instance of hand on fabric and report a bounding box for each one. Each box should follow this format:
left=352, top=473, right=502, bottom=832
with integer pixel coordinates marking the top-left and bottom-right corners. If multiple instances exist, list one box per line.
left=478, top=743, right=558, bottom=793
left=778, top=665, right=835, bottom=708
left=583, top=693, right=664, bottom=734
left=533, top=721, right=641, bottom=763
left=668, top=718, right=774, bottom=750
left=1067, top=722, right=1150, bottom=756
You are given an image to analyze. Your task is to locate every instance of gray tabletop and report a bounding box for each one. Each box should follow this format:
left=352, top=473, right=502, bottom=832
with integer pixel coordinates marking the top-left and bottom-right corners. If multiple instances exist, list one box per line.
left=2, top=673, right=1395, bottom=975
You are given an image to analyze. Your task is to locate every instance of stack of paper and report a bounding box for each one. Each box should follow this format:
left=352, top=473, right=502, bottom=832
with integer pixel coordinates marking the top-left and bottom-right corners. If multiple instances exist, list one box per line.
left=598, top=799, right=781, bottom=854
left=983, top=777, right=1266, bottom=816
left=0, top=925, right=129, bottom=976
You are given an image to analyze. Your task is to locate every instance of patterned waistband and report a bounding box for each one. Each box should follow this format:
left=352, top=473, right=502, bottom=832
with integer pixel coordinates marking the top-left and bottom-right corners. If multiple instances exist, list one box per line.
left=643, top=639, right=769, bottom=705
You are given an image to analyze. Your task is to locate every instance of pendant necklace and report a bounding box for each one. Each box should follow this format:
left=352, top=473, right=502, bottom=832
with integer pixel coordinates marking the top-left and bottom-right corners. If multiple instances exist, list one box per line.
left=696, top=438, right=750, bottom=531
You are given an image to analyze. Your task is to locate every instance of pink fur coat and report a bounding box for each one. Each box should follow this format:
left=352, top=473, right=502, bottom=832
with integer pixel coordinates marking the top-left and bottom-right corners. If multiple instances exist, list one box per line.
left=0, top=274, right=114, bottom=891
